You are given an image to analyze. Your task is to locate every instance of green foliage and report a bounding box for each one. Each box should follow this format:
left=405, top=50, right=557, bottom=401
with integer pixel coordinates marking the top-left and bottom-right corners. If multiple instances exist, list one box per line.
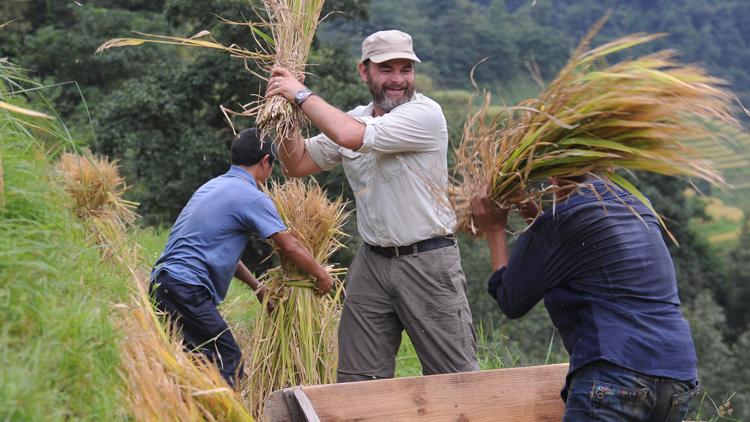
left=3, top=0, right=750, bottom=418
left=0, top=108, right=129, bottom=419
left=95, top=60, right=241, bottom=224
left=682, top=292, right=745, bottom=419
left=723, top=219, right=750, bottom=337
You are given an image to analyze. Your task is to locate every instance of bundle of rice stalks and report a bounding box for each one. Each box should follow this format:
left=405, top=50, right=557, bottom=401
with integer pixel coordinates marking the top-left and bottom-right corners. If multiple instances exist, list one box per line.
left=453, top=18, right=742, bottom=239
left=117, top=262, right=254, bottom=422
left=96, top=0, right=326, bottom=140
left=249, top=0, right=325, bottom=141
left=451, top=66, right=507, bottom=234
left=245, top=178, right=348, bottom=418
left=55, top=151, right=138, bottom=259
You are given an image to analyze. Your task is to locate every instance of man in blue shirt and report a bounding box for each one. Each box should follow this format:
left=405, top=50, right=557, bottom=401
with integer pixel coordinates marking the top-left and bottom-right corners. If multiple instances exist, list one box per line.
left=150, top=128, right=334, bottom=388
left=470, top=176, right=699, bottom=421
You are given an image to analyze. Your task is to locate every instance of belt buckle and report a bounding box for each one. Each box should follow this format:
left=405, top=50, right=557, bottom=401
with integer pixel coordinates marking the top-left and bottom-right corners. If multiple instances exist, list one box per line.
left=392, top=246, right=400, bottom=258
left=412, top=244, right=419, bottom=257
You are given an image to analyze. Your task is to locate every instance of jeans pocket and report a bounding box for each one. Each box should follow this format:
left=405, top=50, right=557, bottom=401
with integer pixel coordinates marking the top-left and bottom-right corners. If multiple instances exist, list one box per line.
left=591, top=381, right=652, bottom=422
left=664, top=383, right=700, bottom=422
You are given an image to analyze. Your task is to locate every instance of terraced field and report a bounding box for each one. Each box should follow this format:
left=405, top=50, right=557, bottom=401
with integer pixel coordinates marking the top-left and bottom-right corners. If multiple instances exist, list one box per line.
left=686, top=129, right=750, bottom=248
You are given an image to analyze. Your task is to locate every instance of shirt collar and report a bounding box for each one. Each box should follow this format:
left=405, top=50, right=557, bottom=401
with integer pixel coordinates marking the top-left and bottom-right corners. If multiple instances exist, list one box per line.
left=227, top=165, right=257, bottom=187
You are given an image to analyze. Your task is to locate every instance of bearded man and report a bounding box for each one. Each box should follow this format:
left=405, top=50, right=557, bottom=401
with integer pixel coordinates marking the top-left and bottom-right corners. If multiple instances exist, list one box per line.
left=266, top=29, right=479, bottom=382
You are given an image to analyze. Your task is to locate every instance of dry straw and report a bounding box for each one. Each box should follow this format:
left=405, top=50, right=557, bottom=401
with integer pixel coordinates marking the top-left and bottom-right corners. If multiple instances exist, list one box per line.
left=244, top=178, right=348, bottom=419
left=55, top=151, right=138, bottom=259
left=116, top=262, right=254, bottom=422
left=96, top=0, right=327, bottom=140
left=54, top=150, right=255, bottom=421
left=452, top=16, right=741, bottom=240
left=248, top=0, right=326, bottom=141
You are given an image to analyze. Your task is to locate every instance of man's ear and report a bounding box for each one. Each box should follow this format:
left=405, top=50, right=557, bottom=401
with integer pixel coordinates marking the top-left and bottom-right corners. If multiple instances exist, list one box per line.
left=358, top=62, right=368, bottom=82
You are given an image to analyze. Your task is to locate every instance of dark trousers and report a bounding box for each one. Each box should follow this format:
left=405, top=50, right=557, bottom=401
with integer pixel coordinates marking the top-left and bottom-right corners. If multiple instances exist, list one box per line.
left=563, top=360, right=699, bottom=422
left=149, top=272, right=244, bottom=388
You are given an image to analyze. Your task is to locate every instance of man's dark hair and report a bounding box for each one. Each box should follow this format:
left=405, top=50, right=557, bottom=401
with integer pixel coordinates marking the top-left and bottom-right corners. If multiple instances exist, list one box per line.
left=231, top=128, right=275, bottom=166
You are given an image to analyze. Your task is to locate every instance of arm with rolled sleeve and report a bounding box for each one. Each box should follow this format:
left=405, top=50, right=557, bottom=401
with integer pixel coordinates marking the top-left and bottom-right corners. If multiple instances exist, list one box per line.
left=488, top=227, right=555, bottom=319
left=304, top=133, right=343, bottom=171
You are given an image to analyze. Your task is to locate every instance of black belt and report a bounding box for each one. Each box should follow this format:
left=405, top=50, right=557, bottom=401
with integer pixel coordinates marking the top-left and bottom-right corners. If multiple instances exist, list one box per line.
left=367, top=236, right=455, bottom=258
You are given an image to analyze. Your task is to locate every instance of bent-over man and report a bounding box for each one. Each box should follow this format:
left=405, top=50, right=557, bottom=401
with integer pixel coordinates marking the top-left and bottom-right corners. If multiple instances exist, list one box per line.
left=471, top=176, right=700, bottom=421
left=150, top=128, right=334, bottom=387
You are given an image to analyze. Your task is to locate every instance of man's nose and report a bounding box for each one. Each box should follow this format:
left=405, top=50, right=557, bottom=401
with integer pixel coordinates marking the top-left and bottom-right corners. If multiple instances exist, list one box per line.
left=389, top=72, right=405, bottom=85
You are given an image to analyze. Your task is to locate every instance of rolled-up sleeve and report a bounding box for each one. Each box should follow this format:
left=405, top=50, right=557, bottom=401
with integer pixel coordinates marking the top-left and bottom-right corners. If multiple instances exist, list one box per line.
left=358, top=100, right=446, bottom=154
left=304, top=133, right=342, bottom=171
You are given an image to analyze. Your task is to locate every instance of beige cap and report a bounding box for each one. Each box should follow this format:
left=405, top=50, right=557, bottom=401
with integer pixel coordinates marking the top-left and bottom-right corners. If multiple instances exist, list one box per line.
left=361, top=30, right=421, bottom=64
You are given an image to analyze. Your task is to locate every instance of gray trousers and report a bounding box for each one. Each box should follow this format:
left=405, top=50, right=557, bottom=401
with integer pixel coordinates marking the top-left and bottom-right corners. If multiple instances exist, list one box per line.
left=336, top=242, right=479, bottom=382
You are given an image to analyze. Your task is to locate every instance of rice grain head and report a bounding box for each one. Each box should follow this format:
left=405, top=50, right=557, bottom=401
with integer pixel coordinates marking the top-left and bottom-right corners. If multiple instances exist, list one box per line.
left=55, top=151, right=139, bottom=259
left=452, top=16, right=742, bottom=240
left=245, top=177, right=348, bottom=419
left=252, top=0, right=326, bottom=142
left=117, top=261, right=254, bottom=422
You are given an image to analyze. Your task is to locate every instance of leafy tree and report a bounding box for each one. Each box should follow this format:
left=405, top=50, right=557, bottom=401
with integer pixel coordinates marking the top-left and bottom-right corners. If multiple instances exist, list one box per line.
left=723, top=219, right=750, bottom=337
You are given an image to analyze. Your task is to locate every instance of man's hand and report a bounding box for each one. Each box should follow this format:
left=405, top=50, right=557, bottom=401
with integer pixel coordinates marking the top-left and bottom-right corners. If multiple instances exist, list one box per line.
left=314, top=272, right=334, bottom=296
left=266, top=67, right=306, bottom=103
left=254, top=283, right=276, bottom=313
left=271, top=231, right=336, bottom=296
left=470, top=184, right=509, bottom=233
left=517, top=200, right=541, bottom=224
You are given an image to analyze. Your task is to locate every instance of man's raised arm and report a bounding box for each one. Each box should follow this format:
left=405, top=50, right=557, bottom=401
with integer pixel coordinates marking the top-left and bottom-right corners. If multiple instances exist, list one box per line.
left=266, top=67, right=366, bottom=152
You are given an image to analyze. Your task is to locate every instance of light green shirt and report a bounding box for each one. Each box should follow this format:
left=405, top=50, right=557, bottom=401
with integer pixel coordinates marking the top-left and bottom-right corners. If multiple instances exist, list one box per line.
left=305, top=93, right=456, bottom=247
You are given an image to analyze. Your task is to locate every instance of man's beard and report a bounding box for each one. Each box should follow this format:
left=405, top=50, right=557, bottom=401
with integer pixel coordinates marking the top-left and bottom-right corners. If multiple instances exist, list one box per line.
left=368, top=79, right=415, bottom=112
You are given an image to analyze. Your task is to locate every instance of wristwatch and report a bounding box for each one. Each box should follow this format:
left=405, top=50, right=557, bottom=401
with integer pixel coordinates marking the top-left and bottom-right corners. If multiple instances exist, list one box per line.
left=293, top=89, right=314, bottom=107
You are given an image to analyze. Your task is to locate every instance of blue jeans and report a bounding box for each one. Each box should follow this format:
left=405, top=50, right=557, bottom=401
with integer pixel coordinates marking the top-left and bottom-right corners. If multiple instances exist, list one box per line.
left=563, top=361, right=699, bottom=422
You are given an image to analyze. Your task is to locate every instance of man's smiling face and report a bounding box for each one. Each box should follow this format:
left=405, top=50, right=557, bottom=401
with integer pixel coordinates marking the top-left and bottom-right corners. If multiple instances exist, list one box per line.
left=361, top=58, right=416, bottom=114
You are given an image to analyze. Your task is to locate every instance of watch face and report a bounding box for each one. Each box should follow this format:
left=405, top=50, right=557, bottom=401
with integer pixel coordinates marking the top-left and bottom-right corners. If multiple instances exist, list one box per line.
left=295, top=90, right=311, bottom=106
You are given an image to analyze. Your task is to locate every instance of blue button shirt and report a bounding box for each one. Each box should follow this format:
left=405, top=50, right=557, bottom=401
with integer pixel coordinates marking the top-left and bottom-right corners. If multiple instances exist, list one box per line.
left=152, top=166, right=286, bottom=305
left=488, top=180, right=698, bottom=382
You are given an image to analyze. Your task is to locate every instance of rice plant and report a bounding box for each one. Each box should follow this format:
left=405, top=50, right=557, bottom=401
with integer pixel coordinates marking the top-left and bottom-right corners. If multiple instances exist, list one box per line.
left=55, top=151, right=138, bottom=259
left=244, top=178, right=348, bottom=419
left=95, top=0, right=327, bottom=141
left=249, top=0, right=326, bottom=141
left=452, top=17, right=744, bottom=240
left=116, top=262, right=254, bottom=422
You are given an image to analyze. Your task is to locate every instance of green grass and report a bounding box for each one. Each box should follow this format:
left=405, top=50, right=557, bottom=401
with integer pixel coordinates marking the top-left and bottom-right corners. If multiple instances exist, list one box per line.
left=395, top=323, right=523, bottom=377
left=0, top=115, right=131, bottom=420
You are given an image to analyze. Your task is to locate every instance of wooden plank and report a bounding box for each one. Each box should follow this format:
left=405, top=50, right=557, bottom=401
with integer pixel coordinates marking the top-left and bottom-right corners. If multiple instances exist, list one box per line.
left=264, top=363, right=569, bottom=422
left=264, top=389, right=294, bottom=422
left=293, top=388, right=320, bottom=422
